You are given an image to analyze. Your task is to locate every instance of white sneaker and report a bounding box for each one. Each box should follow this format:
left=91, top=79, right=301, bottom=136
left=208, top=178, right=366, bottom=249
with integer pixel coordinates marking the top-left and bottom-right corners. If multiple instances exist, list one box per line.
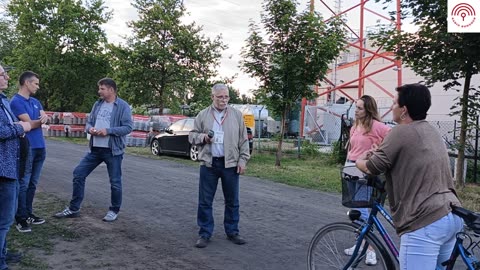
left=102, top=210, right=118, bottom=222
left=365, top=249, right=377, bottom=265
left=344, top=244, right=357, bottom=256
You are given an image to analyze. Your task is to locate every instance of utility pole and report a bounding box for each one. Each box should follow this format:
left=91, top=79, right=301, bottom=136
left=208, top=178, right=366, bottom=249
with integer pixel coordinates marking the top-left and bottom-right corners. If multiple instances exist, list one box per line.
left=301, top=0, right=315, bottom=138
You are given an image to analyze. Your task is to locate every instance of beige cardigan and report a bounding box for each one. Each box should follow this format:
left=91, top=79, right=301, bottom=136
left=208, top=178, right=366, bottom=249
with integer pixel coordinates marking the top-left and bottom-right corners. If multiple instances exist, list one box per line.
left=189, top=105, right=250, bottom=168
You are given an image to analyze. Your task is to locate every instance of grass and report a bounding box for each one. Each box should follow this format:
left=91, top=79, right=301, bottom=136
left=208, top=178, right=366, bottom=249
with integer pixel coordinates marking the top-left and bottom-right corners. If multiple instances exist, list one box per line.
left=457, top=184, right=480, bottom=212
left=7, top=193, right=80, bottom=270
left=46, top=137, right=480, bottom=212
left=248, top=153, right=341, bottom=192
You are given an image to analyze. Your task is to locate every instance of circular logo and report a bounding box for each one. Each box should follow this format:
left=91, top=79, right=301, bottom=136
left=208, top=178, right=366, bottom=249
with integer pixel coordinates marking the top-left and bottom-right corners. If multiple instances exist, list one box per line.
left=451, top=3, right=476, bottom=28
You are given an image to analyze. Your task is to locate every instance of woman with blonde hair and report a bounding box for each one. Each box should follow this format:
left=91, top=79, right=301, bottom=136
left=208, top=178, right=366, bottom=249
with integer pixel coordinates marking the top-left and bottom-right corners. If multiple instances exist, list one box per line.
left=344, top=95, right=391, bottom=266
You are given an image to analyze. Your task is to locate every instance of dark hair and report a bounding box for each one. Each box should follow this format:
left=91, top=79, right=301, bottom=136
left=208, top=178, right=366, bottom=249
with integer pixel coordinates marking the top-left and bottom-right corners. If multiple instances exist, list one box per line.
left=355, top=95, right=381, bottom=133
left=97, top=78, right=117, bottom=92
left=396, top=83, right=431, bottom=120
left=19, top=71, right=39, bottom=86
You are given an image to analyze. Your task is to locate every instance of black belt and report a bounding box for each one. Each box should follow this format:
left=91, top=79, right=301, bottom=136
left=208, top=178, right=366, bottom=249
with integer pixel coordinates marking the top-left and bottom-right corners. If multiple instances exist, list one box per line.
left=212, top=156, right=225, bottom=161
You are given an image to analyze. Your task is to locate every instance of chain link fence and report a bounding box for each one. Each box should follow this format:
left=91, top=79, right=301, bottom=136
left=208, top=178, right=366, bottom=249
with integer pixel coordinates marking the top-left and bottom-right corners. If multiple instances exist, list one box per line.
left=252, top=105, right=479, bottom=183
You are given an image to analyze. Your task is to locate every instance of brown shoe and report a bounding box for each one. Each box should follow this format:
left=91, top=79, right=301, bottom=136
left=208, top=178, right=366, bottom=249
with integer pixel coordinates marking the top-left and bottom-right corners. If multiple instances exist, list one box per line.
left=227, top=234, right=246, bottom=245
left=195, top=237, right=209, bottom=248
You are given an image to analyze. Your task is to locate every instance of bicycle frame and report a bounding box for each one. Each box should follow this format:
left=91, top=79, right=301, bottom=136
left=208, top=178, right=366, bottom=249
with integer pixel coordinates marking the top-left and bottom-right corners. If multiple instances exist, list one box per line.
left=344, top=201, right=399, bottom=269
left=445, top=231, right=480, bottom=270
left=346, top=201, right=480, bottom=270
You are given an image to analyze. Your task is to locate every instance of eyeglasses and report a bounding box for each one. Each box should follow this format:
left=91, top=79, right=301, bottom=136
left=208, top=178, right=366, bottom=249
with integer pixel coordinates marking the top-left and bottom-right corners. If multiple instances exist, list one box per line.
left=214, top=95, right=230, bottom=100
left=0, top=72, right=8, bottom=79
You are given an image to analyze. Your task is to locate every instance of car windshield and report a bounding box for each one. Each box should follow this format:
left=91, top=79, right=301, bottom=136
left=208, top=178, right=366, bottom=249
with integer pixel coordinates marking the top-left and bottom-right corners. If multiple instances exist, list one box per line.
left=169, top=120, right=185, bottom=132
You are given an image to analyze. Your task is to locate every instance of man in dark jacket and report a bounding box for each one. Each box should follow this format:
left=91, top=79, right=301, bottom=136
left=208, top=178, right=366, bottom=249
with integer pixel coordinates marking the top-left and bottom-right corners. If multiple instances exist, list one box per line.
left=0, top=64, right=31, bottom=270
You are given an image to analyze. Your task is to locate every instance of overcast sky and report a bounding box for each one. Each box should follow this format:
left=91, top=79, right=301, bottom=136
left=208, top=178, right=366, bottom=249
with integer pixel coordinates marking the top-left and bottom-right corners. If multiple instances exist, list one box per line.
left=102, top=0, right=401, bottom=95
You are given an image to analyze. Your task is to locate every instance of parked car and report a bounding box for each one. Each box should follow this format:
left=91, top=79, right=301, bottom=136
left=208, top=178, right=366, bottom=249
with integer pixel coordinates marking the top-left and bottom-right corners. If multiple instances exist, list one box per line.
left=149, top=118, right=253, bottom=161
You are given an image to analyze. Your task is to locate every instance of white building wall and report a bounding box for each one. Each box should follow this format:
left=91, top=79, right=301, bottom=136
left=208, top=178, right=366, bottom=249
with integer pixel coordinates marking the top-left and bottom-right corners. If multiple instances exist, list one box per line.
left=321, top=56, right=480, bottom=122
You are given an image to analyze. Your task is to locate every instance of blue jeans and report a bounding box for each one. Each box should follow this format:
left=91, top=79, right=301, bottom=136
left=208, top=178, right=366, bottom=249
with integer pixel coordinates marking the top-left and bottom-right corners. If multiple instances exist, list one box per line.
left=344, top=161, right=370, bottom=221
left=197, top=158, right=240, bottom=239
left=16, top=148, right=46, bottom=220
left=399, top=212, right=463, bottom=270
left=0, top=178, right=18, bottom=270
left=69, top=147, right=123, bottom=213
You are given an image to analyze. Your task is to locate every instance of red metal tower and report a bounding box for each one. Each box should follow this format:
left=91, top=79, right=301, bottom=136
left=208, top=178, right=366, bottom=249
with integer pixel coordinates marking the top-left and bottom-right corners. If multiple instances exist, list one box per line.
left=300, top=0, right=402, bottom=137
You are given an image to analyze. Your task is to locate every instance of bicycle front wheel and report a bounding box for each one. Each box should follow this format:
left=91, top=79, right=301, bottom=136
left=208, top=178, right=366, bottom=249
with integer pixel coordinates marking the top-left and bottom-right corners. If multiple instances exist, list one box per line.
left=307, top=222, right=396, bottom=270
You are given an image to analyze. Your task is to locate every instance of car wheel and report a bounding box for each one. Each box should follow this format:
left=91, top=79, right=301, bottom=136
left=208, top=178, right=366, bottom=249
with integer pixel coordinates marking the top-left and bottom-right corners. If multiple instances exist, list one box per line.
left=151, top=139, right=162, bottom=156
left=190, top=145, right=199, bottom=161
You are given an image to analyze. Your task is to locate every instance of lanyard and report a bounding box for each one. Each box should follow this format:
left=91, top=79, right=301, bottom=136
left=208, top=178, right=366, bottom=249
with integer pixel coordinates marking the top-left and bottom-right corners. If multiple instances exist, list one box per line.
left=211, top=107, right=228, bottom=126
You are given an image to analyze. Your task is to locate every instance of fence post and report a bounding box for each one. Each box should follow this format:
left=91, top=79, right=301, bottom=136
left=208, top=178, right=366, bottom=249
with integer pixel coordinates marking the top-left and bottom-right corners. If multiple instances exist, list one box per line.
left=453, top=120, right=457, bottom=141
left=257, top=106, right=264, bottom=153
left=474, top=115, right=479, bottom=183
left=297, top=136, right=301, bottom=158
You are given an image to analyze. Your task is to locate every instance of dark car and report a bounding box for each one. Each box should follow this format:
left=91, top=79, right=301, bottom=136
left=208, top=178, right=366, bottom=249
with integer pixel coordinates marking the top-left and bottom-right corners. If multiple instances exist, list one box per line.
left=150, top=118, right=253, bottom=161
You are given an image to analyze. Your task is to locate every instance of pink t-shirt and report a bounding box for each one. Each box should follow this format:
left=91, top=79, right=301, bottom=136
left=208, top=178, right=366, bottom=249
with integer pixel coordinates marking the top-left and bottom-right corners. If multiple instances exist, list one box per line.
left=347, top=120, right=391, bottom=161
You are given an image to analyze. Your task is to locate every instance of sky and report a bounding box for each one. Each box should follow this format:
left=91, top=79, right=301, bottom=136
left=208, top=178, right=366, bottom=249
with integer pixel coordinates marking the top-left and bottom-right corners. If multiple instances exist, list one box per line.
left=102, top=0, right=403, bottom=96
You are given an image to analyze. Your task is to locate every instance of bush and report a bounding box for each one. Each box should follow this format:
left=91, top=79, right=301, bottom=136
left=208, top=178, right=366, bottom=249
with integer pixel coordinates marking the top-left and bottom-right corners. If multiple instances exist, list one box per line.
left=301, top=140, right=320, bottom=157
left=466, top=159, right=480, bottom=183
left=330, top=140, right=347, bottom=165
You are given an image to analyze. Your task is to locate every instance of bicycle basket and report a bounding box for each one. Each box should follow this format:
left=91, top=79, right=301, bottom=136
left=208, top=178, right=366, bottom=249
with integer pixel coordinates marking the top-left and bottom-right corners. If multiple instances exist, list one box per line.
left=341, top=165, right=376, bottom=208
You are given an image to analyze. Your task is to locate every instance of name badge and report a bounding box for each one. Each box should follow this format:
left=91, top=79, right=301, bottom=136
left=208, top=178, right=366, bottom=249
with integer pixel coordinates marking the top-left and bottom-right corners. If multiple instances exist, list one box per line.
left=213, top=131, right=224, bottom=144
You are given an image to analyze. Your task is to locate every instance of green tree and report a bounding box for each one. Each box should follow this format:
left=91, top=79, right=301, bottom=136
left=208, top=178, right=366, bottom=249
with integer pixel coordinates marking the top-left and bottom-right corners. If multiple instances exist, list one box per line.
left=374, top=0, right=480, bottom=186
left=0, top=17, right=17, bottom=64
left=241, top=0, right=346, bottom=166
left=110, top=0, right=225, bottom=115
left=6, top=0, right=111, bottom=112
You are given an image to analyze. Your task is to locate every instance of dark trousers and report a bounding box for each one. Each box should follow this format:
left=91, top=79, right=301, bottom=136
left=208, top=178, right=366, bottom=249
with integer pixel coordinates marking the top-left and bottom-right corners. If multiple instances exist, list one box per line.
left=0, top=178, right=18, bottom=270
left=197, top=158, right=240, bottom=239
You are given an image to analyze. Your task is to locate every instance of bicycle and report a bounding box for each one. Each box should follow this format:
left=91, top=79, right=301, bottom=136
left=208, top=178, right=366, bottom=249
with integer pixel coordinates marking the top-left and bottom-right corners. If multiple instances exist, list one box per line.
left=307, top=165, right=480, bottom=270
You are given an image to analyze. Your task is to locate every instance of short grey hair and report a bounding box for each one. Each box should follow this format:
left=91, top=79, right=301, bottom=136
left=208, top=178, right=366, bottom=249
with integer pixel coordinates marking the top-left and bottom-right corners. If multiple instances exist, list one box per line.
left=211, top=83, right=228, bottom=94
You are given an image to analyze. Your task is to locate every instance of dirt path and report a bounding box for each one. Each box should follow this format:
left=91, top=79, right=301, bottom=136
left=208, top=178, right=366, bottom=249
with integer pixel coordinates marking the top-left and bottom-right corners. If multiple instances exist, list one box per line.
left=22, top=140, right=361, bottom=269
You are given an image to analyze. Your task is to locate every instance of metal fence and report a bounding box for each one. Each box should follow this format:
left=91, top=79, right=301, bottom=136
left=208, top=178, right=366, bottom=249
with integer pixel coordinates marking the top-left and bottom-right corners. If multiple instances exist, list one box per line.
left=253, top=105, right=479, bottom=183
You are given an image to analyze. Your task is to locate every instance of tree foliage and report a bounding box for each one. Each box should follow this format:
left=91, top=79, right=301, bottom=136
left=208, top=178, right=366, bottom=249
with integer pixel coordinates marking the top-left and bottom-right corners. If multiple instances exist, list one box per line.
left=241, top=0, right=346, bottom=166
left=110, top=0, right=226, bottom=115
left=374, top=0, right=480, bottom=185
left=6, top=0, right=112, bottom=112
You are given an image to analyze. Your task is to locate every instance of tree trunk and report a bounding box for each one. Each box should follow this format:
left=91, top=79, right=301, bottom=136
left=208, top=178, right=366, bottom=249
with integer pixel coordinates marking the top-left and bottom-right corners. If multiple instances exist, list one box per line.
left=454, top=72, right=472, bottom=187
left=275, top=109, right=287, bottom=167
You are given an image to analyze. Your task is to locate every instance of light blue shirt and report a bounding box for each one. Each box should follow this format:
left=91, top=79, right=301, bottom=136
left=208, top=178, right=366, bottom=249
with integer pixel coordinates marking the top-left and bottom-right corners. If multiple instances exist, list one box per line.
left=93, top=101, right=113, bottom=148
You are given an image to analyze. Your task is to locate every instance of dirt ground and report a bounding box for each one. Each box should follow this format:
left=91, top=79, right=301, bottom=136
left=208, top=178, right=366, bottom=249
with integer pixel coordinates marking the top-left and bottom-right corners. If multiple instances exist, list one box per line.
left=9, top=140, right=362, bottom=270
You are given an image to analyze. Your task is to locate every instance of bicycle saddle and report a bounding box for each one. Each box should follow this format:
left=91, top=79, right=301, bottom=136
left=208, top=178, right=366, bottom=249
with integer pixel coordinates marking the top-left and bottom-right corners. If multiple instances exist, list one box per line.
left=451, top=205, right=480, bottom=234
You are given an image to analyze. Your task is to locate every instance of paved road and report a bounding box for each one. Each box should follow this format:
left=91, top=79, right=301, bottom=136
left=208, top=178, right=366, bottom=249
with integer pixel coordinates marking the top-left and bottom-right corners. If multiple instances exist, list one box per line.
left=38, top=140, right=414, bottom=269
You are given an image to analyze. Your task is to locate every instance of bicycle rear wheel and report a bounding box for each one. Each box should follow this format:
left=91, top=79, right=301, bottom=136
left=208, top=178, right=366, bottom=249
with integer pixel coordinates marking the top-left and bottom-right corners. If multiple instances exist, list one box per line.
left=307, top=222, right=396, bottom=270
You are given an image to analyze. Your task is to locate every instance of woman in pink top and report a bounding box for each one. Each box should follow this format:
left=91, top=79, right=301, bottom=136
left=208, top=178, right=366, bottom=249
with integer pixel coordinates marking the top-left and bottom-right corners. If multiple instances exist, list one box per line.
left=344, top=95, right=391, bottom=266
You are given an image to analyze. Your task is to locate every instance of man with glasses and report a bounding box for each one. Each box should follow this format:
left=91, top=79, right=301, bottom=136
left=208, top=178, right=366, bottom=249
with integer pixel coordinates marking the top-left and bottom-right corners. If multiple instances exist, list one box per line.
left=10, top=71, right=49, bottom=233
left=0, top=65, right=32, bottom=270
left=189, top=83, right=250, bottom=248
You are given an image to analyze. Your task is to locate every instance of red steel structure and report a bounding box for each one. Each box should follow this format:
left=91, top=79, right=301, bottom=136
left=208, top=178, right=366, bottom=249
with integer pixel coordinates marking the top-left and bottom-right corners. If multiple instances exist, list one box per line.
left=299, top=0, right=402, bottom=137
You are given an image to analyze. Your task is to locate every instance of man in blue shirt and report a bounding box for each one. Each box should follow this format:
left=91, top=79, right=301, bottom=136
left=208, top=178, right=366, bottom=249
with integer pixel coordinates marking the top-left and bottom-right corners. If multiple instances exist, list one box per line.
left=10, top=71, right=49, bottom=233
left=0, top=65, right=32, bottom=270
left=54, top=78, right=132, bottom=222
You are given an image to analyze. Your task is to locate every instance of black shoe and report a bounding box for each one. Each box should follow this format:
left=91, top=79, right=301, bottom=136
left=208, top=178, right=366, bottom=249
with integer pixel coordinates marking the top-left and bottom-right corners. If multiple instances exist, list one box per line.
left=15, top=219, right=32, bottom=233
left=5, top=252, right=22, bottom=264
left=27, top=214, right=45, bottom=225
left=227, top=234, right=246, bottom=245
left=195, top=237, right=209, bottom=248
